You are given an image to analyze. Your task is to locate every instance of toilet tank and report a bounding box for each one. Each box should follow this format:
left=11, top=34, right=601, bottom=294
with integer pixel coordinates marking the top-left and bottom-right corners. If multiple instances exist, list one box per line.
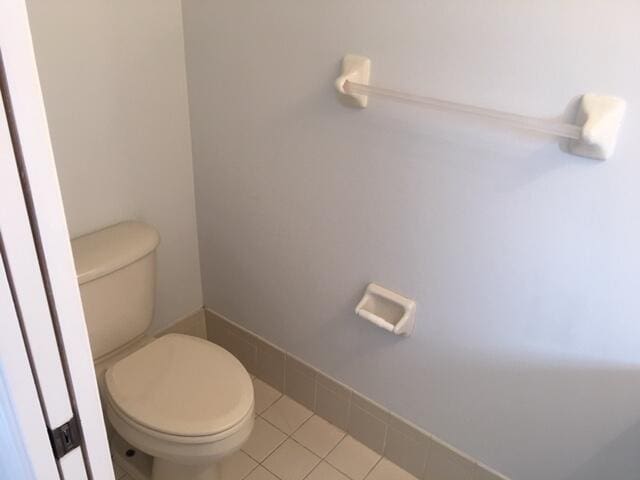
left=71, top=221, right=160, bottom=360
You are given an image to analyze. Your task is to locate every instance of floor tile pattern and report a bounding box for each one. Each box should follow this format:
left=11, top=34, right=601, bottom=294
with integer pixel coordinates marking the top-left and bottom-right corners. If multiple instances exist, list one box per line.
left=112, top=382, right=418, bottom=480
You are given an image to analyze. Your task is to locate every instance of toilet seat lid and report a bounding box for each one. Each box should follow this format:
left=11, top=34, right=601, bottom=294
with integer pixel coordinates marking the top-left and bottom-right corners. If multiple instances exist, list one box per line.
left=105, top=334, right=253, bottom=437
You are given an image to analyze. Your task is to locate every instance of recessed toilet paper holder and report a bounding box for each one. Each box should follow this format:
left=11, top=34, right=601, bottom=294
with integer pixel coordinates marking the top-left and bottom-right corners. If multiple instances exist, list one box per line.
left=355, top=283, right=416, bottom=336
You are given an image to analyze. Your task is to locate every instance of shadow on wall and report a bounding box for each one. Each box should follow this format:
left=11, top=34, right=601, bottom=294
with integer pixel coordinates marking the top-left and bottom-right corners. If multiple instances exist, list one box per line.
left=387, top=343, right=640, bottom=480
left=353, top=334, right=640, bottom=480
left=564, top=420, right=640, bottom=480
left=491, top=362, right=640, bottom=480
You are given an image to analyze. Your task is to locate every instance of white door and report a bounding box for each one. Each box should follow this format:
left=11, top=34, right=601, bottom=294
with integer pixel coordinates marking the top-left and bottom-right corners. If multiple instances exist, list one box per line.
left=1, top=1, right=113, bottom=478
left=0, top=248, right=59, bottom=480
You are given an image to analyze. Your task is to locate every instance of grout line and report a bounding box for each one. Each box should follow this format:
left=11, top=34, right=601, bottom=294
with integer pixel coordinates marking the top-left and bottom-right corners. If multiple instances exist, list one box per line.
left=362, top=455, right=384, bottom=480
left=321, top=434, right=379, bottom=480
left=240, top=462, right=260, bottom=480
left=324, top=432, right=348, bottom=460
left=252, top=378, right=282, bottom=415
left=312, top=379, right=318, bottom=412
left=291, top=424, right=345, bottom=462
left=254, top=413, right=318, bottom=480
left=289, top=436, right=323, bottom=462
left=252, top=400, right=357, bottom=480
left=252, top=390, right=400, bottom=480
left=346, top=393, right=353, bottom=435
left=258, top=396, right=313, bottom=434
left=241, top=425, right=287, bottom=464
left=380, top=422, right=389, bottom=457
left=257, top=459, right=286, bottom=480
left=257, top=412, right=291, bottom=437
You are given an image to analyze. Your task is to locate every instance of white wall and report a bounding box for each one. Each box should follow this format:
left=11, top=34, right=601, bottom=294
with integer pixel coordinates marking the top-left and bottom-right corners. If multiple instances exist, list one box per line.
left=182, top=1, right=640, bottom=479
left=26, top=0, right=203, bottom=331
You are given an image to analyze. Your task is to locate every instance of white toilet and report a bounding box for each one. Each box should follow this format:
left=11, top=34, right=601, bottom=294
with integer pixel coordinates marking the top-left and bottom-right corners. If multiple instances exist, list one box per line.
left=72, top=221, right=254, bottom=480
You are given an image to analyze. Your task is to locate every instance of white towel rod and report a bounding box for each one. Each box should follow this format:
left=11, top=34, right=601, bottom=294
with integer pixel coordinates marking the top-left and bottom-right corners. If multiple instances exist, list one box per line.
left=335, top=54, right=626, bottom=160
left=344, top=80, right=582, bottom=140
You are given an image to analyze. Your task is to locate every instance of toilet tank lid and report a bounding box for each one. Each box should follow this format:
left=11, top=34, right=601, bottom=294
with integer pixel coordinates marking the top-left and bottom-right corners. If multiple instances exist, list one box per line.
left=71, top=221, right=160, bottom=285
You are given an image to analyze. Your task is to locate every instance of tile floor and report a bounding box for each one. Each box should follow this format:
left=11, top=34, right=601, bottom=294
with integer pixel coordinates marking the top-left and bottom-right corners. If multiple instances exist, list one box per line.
left=112, top=377, right=418, bottom=480
left=113, top=461, right=128, bottom=480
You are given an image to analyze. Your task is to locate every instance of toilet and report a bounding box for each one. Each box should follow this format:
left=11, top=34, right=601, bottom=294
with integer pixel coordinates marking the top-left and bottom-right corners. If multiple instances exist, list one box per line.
left=72, top=221, right=254, bottom=480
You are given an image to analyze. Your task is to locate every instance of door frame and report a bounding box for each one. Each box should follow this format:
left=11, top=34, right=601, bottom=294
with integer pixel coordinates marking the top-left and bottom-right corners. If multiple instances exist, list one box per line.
left=1, top=1, right=113, bottom=478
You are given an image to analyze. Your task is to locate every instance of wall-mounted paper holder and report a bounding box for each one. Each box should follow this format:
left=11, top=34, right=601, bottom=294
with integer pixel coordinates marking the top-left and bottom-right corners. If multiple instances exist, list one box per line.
left=355, top=283, right=416, bottom=336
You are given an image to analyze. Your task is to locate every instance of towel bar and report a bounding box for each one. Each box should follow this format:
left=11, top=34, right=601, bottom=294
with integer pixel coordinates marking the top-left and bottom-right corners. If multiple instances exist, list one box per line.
left=335, top=54, right=626, bottom=160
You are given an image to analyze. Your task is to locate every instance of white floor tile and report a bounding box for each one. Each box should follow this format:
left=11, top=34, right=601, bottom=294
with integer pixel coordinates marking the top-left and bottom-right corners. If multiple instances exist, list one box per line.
left=306, top=461, right=351, bottom=480
left=366, top=458, right=418, bottom=480
left=292, top=415, right=346, bottom=458
left=220, top=450, right=258, bottom=480
left=261, top=396, right=312, bottom=434
left=263, top=439, right=320, bottom=480
left=253, top=377, right=282, bottom=414
left=242, top=416, right=287, bottom=462
left=113, top=462, right=127, bottom=479
left=326, top=436, right=381, bottom=480
left=244, top=465, right=280, bottom=480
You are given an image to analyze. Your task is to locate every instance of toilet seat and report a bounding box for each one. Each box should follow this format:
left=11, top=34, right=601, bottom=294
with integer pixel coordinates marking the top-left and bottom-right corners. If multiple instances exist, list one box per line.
left=105, top=334, right=254, bottom=439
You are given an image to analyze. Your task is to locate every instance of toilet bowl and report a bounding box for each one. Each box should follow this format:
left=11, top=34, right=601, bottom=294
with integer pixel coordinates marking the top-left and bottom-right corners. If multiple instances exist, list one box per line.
left=105, top=334, right=254, bottom=480
left=71, top=221, right=255, bottom=480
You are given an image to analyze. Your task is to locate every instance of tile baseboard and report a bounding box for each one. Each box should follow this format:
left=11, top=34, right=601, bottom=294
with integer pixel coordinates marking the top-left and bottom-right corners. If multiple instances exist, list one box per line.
left=204, top=308, right=510, bottom=480
left=155, top=307, right=207, bottom=339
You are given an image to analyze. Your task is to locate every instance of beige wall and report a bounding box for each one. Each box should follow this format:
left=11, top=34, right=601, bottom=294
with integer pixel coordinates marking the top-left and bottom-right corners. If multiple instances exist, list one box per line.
left=26, top=0, right=202, bottom=331
left=182, top=1, right=640, bottom=480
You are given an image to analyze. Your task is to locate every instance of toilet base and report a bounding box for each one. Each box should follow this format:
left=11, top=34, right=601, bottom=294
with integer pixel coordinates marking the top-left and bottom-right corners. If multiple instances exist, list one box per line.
left=152, top=457, right=220, bottom=480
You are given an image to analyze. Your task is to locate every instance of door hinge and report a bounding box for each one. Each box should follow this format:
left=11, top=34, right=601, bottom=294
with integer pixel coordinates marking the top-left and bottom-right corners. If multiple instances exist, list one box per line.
left=48, top=416, right=81, bottom=459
